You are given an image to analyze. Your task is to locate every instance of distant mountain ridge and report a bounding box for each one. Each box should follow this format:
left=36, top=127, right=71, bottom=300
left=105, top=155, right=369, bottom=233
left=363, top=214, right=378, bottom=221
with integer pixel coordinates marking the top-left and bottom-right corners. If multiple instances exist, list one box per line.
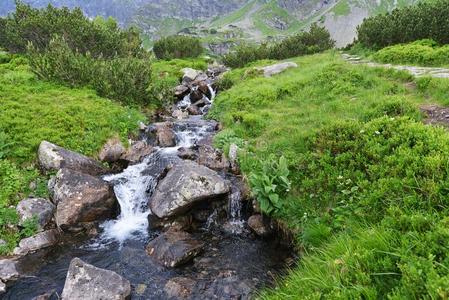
left=0, top=0, right=419, bottom=47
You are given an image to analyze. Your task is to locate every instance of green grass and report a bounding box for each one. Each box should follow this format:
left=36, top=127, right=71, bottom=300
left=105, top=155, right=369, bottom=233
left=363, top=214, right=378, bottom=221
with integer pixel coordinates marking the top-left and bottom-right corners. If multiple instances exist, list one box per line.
left=253, top=1, right=303, bottom=36
left=0, top=56, right=145, bottom=254
left=209, top=51, right=449, bottom=298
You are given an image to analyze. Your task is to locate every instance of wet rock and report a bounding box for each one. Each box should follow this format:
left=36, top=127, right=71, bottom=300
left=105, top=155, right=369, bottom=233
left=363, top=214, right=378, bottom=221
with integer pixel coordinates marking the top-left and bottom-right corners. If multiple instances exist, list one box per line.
left=197, top=144, right=229, bottom=171
left=53, top=168, right=116, bottom=232
left=192, top=98, right=209, bottom=108
left=38, top=141, right=107, bottom=176
left=172, top=109, right=189, bottom=120
left=204, top=276, right=253, bottom=300
left=190, top=89, right=204, bottom=102
left=181, top=68, right=200, bottom=84
left=177, top=147, right=197, bottom=160
left=99, top=137, right=126, bottom=163
left=149, top=122, right=176, bottom=147
left=187, top=105, right=201, bottom=115
left=121, top=141, right=153, bottom=164
left=0, top=259, right=19, bottom=283
left=61, top=258, right=131, bottom=300
left=164, top=277, right=195, bottom=298
left=146, top=230, right=204, bottom=267
left=13, top=229, right=60, bottom=256
left=175, top=85, right=190, bottom=98
left=0, top=281, right=5, bottom=294
left=197, top=81, right=212, bottom=99
left=257, top=62, right=298, bottom=77
left=248, top=215, right=271, bottom=237
left=16, top=198, right=55, bottom=231
left=32, top=289, right=57, bottom=300
left=150, top=160, right=231, bottom=218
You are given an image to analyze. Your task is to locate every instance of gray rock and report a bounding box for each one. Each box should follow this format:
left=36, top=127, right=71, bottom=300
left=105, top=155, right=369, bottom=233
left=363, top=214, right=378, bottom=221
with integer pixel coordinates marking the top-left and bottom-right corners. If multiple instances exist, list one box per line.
left=164, top=277, right=196, bottom=298
left=194, top=73, right=208, bottom=82
left=47, top=176, right=56, bottom=202
left=31, top=289, right=57, bottom=300
left=0, top=259, right=19, bottom=283
left=248, top=214, right=271, bottom=237
left=38, top=141, right=107, bottom=176
left=149, top=122, right=176, bottom=147
left=257, top=62, right=298, bottom=77
left=197, top=144, right=229, bottom=171
left=121, top=141, right=153, bottom=164
left=0, top=281, right=5, bottom=294
left=187, top=105, right=201, bottom=115
left=13, top=229, right=60, bottom=256
left=150, top=160, right=231, bottom=218
left=61, top=258, right=131, bottom=300
left=54, top=168, right=116, bottom=232
left=174, top=85, right=190, bottom=98
left=146, top=230, right=204, bottom=267
left=16, top=198, right=55, bottom=231
left=0, top=239, right=7, bottom=247
left=181, top=68, right=200, bottom=83
left=99, top=137, right=126, bottom=163
left=172, top=109, right=189, bottom=120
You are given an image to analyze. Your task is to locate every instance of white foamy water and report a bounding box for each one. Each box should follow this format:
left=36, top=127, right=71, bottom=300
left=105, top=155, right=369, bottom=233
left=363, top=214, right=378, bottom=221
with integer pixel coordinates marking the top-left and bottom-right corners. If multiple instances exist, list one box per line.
left=100, top=151, right=163, bottom=244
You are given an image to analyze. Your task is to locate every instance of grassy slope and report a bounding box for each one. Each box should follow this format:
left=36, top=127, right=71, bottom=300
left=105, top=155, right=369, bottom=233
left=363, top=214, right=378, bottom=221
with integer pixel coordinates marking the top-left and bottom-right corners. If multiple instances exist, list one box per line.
left=0, top=55, right=144, bottom=254
left=210, top=51, right=449, bottom=298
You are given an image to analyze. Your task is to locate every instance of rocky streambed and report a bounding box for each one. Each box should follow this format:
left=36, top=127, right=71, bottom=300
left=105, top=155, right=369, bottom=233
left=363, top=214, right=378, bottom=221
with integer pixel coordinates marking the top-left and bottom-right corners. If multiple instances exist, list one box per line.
left=1, top=64, right=294, bottom=300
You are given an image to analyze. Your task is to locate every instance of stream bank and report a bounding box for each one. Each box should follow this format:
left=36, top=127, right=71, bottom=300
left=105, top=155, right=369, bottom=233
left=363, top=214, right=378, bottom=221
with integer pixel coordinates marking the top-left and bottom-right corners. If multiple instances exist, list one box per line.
left=2, top=63, right=294, bottom=299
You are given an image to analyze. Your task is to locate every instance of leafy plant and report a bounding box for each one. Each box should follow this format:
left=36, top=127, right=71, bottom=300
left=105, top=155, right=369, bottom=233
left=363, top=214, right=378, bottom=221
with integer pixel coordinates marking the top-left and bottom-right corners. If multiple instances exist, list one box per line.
left=249, top=155, right=291, bottom=215
left=0, top=131, right=14, bottom=159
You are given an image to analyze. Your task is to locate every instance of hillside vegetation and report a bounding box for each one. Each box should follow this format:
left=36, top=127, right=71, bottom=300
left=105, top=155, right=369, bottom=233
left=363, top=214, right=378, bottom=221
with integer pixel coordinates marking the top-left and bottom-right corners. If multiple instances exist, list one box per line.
left=210, top=51, right=449, bottom=298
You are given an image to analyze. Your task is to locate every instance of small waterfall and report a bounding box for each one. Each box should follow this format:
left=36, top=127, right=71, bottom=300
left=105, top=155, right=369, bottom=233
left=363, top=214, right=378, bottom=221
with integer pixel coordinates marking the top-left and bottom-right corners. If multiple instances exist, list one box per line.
left=100, top=151, right=166, bottom=244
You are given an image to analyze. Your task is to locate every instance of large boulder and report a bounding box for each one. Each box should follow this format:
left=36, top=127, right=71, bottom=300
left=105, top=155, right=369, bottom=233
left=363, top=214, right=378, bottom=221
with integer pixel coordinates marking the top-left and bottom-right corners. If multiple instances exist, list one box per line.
left=13, top=229, right=60, bottom=256
left=38, top=141, right=107, bottom=176
left=149, top=122, right=176, bottom=147
left=99, top=137, right=126, bottom=163
left=150, top=160, right=231, bottom=219
left=61, top=258, right=131, bottom=300
left=146, top=230, right=204, bottom=267
left=16, top=198, right=55, bottom=231
left=53, top=168, right=116, bottom=231
left=174, top=85, right=190, bottom=99
left=257, top=62, right=298, bottom=77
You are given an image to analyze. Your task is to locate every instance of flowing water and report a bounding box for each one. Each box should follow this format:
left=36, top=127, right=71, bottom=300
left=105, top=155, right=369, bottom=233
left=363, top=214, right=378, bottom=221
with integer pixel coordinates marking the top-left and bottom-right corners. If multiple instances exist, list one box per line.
left=4, top=84, right=292, bottom=300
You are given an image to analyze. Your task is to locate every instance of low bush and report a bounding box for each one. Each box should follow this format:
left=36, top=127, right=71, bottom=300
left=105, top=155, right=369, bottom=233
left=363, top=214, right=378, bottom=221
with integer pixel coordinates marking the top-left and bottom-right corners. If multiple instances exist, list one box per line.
left=28, top=36, right=152, bottom=106
left=153, top=35, right=204, bottom=60
left=373, top=40, right=449, bottom=66
left=223, top=24, right=334, bottom=68
left=357, top=0, right=449, bottom=49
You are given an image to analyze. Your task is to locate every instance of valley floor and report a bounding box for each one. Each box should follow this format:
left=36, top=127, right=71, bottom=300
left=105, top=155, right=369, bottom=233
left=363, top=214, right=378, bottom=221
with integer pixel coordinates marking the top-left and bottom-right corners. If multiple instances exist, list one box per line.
left=209, top=51, right=449, bottom=298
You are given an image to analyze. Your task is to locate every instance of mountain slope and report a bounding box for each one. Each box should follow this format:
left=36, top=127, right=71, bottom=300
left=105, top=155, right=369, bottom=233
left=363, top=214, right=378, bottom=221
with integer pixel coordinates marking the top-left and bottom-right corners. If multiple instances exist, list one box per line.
left=0, top=0, right=419, bottom=48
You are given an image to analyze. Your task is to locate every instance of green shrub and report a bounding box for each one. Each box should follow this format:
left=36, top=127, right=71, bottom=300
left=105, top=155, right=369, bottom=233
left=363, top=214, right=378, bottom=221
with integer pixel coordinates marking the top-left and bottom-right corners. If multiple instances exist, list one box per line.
left=223, top=24, right=334, bottom=68
left=249, top=155, right=291, bottom=215
left=28, top=36, right=152, bottom=106
left=357, top=0, right=449, bottom=49
left=373, top=41, right=449, bottom=66
left=0, top=159, right=23, bottom=207
left=153, top=35, right=204, bottom=60
left=0, top=1, right=143, bottom=58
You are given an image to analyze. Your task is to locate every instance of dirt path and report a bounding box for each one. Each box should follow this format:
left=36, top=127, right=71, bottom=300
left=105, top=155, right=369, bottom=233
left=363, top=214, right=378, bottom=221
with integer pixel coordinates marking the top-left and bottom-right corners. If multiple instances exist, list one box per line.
left=342, top=53, right=449, bottom=78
